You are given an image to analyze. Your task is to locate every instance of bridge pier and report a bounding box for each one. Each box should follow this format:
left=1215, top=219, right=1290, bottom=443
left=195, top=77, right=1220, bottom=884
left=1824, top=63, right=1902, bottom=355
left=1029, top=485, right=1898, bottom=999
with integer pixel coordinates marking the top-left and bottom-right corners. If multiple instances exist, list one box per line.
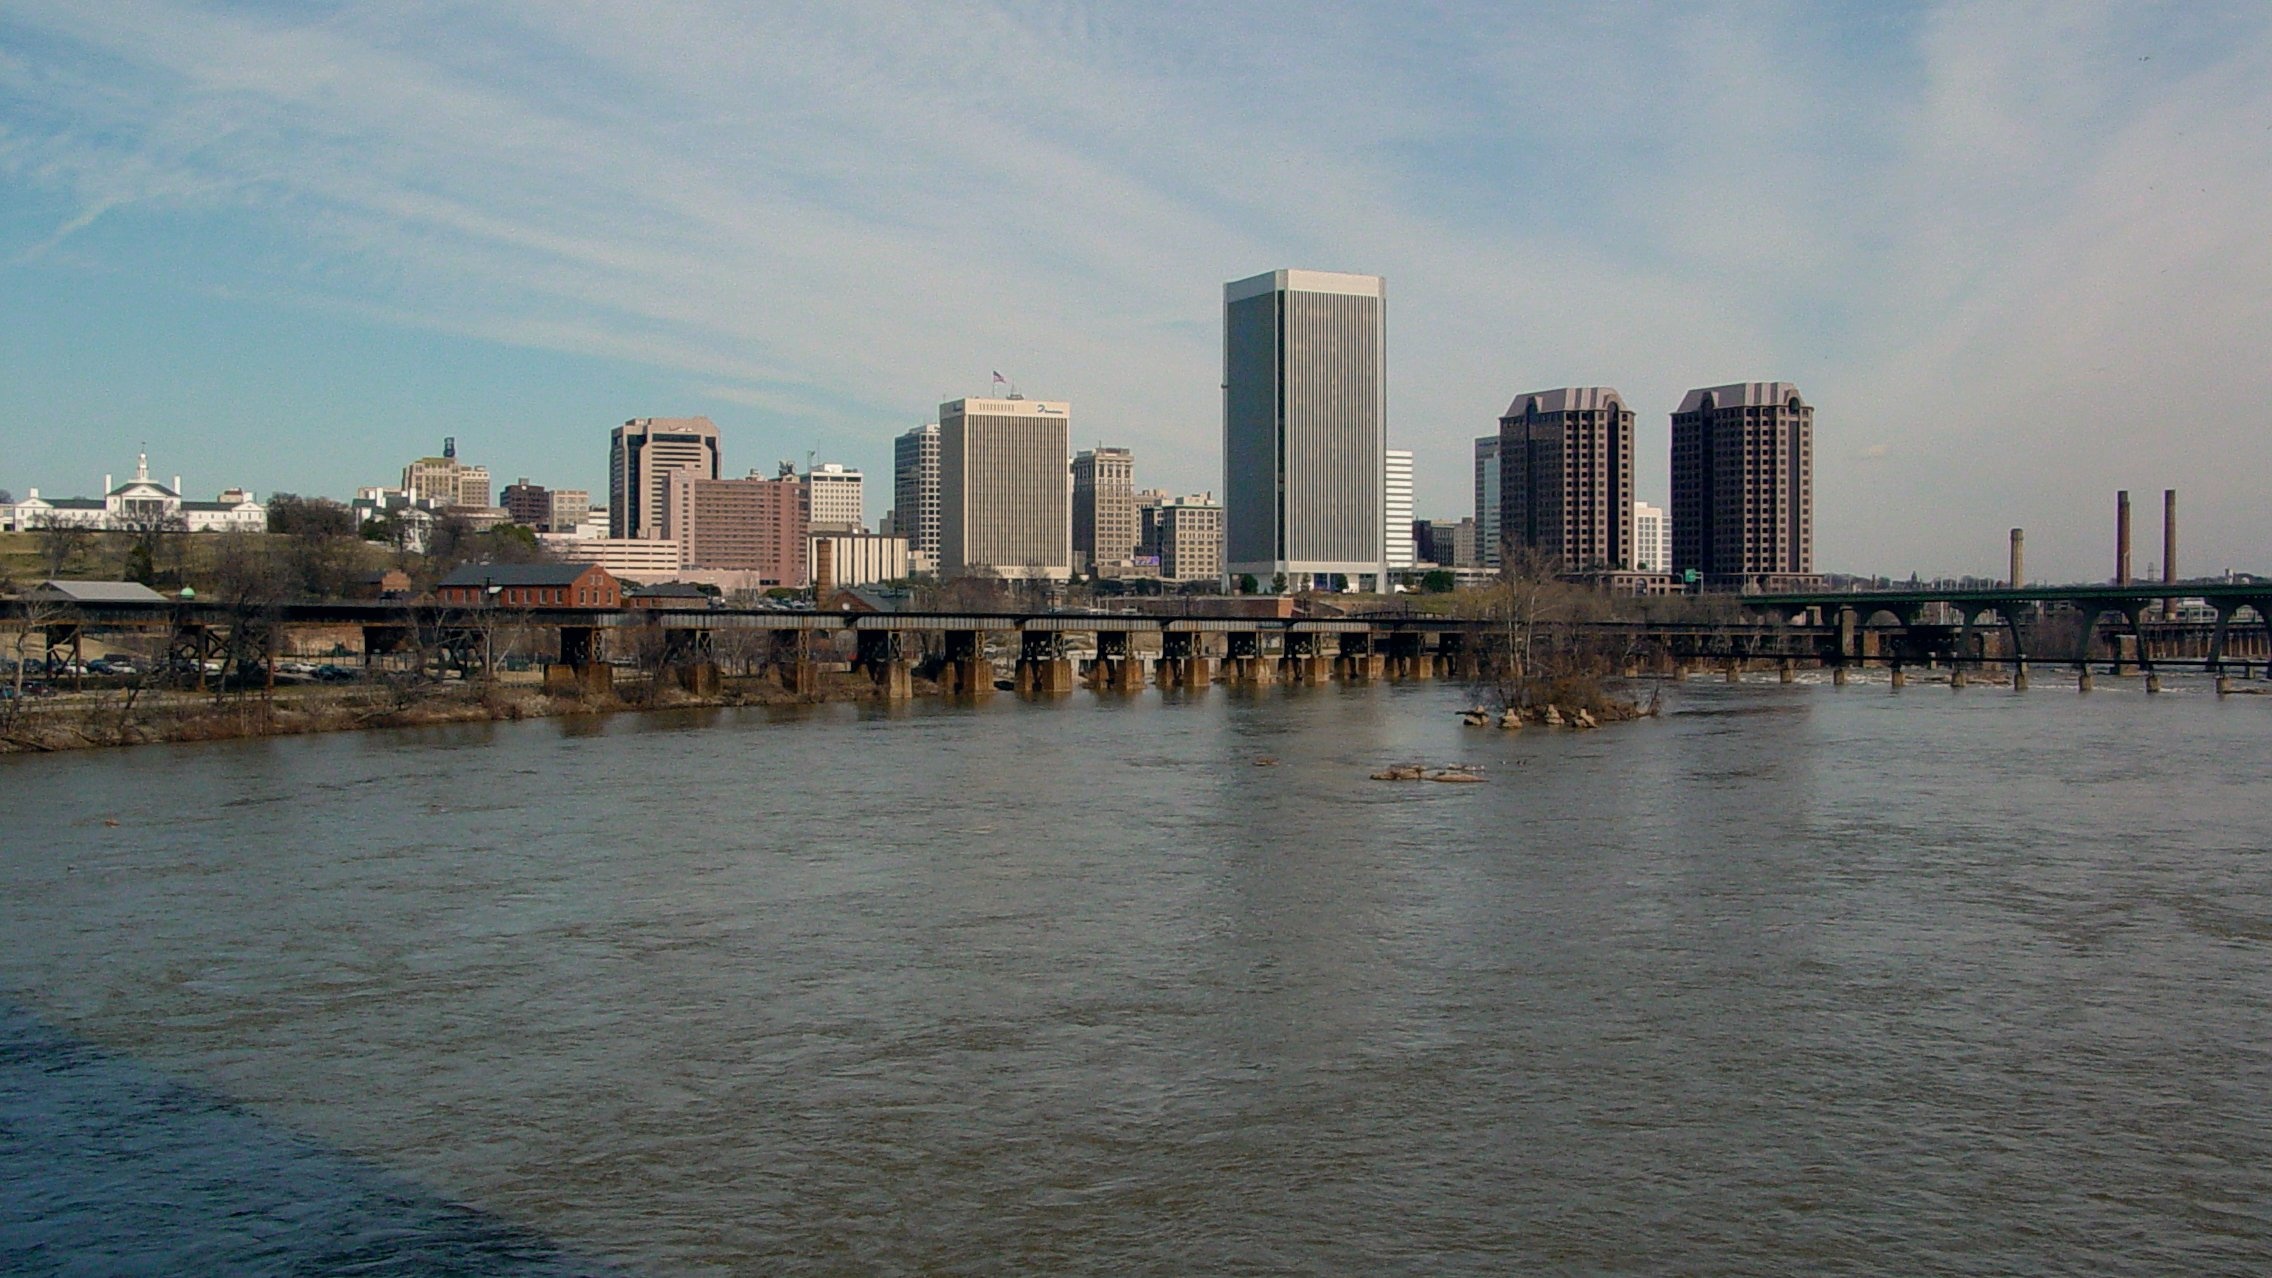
left=543, top=657, right=612, bottom=698
left=1084, top=630, right=1144, bottom=692
left=1890, top=665, right=1906, bottom=690
left=2078, top=668, right=2095, bottom=692
left=1222, top=632, right=1273, bottom=684
left=1433, top=632, right=1474, bottom=680
left=1832, top=665, right=1848, bottom=687
left=1016, top=632, right=1075, bottom=695
left=1334, top=634, right=1380, bottom=682
left=1016, top=658, right=1076, bottom=694
left=1385, top=632, right=1429, bottom=680
left=1779, top=660, right=1795, bottom=684
left=2013, top=659, right=2030, bottom=691
left=769, top=629, right=817, bottom=696
left=1156, top=632, right=1213, bottom=689
left=853, top=629, right=914, bottom=700
left=1951, top=666, right=1967, bottom=688
left=941, top=629, right=993, bottom=697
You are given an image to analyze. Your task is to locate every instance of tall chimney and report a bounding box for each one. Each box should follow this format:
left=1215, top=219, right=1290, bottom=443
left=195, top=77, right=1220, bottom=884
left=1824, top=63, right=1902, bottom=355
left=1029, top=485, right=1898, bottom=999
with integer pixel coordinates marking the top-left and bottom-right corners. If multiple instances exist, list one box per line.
left=2116, top=490, right=2132, bottom=585
left=813, top=536, right=835, bottom=600
left=2163, top=489, right=2178, bottom=619
left=2009, top=528, right=2025, bottom=589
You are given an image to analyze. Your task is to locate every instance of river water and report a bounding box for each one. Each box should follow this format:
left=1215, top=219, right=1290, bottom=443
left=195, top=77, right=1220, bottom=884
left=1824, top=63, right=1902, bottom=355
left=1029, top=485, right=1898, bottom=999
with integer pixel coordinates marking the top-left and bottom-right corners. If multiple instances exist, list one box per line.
left=3, top=675, right=2270, bottom=1275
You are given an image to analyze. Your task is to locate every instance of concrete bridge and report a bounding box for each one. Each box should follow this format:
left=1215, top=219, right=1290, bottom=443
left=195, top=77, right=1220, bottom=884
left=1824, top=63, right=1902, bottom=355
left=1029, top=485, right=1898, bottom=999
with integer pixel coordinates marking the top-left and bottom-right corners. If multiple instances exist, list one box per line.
left=1734, top=581, right=2272, bottom=690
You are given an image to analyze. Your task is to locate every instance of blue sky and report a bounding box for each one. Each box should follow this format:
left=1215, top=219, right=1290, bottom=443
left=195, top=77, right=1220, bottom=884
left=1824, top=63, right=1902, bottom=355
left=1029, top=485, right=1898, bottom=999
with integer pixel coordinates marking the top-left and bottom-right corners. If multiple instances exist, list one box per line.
left=4, top=1, right=2269, bottom=582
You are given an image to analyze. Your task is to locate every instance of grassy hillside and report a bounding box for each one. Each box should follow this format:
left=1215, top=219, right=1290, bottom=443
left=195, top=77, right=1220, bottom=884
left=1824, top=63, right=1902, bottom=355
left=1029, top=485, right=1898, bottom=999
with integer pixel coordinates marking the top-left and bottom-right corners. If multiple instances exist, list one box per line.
left=0, top=530, right=396, bottom=593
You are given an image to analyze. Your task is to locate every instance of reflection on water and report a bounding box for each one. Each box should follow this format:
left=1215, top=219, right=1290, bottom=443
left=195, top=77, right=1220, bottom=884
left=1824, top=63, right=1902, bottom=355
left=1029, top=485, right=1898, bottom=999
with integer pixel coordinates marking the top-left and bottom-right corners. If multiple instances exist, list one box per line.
left=0, top=1003, right=600, bottom=1275
left=3, top=678, right=2271, bottom=1274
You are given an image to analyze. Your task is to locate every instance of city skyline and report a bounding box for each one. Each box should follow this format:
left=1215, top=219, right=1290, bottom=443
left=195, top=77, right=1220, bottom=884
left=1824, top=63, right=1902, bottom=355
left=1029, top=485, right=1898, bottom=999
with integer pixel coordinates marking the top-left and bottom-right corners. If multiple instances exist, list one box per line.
left=5, top=5, right=2272, bottom=582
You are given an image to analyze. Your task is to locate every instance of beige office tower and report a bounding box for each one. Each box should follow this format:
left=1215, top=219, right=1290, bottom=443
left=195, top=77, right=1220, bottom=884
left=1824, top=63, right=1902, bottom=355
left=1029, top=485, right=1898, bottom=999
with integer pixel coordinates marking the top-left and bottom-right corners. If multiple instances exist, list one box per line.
left=805, top=463, right=866, bottom=533
left=1155, top=495, right=1224, bottom=583
left=1498, top=387, right=1635, bottom=572
left=611, top=416, right=722, bottom=539
left=939, top=396, right=1071, bottom=581
left=401, top=437, right=490, bottom=509
left=1071, top=447, right=1137, bottom=571
left=1670, top=382, right=1813, bottom=589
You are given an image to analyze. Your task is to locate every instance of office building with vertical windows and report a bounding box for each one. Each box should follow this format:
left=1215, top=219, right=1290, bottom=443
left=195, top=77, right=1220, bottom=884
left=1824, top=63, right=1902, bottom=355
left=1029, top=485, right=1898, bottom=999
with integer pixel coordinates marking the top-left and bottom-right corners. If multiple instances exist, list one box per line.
left=893, top=423, right=941, bottom=572
left=611, top=417, right=722, bottom=540
left=805, top=463, right=865, bottom=533
left=1071, top=446, right=1137, bottom=572
left=939, top=396, right=1071, bottom=581
left=1154, top=494, right=1224, bottom=584
left=1222, top=269, right=1388, bottom=590
left=1473, top=435, right=1502, bottom=568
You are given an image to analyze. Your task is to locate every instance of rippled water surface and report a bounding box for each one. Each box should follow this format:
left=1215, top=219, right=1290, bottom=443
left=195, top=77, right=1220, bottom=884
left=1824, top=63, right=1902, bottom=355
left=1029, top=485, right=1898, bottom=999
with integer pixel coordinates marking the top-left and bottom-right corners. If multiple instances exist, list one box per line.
left=4, top=677, right=2271, bottom=1274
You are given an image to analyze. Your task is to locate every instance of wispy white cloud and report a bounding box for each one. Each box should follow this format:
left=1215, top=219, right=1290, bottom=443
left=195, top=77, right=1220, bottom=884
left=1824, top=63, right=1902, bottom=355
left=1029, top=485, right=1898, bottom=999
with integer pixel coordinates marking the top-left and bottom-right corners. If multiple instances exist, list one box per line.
left=2, top=0, right=2269, bottom=579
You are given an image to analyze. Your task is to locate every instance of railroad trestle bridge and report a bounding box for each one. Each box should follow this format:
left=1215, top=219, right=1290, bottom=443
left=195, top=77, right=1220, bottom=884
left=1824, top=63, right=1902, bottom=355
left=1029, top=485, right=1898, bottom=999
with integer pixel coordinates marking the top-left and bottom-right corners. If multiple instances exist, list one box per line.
left=7, top=581, right=2270, bottom=697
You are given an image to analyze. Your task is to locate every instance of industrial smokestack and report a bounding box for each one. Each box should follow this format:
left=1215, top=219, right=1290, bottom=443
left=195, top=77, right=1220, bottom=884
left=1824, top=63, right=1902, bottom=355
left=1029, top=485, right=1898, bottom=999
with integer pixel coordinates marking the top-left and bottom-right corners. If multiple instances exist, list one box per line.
left=2009, top=528, right=2025, bottom=589
left=2116, top=491, right=2132, bottom=585
left=813, top=536, right=835, bottom=601
left=2163, top=489, right=2178, bottom=619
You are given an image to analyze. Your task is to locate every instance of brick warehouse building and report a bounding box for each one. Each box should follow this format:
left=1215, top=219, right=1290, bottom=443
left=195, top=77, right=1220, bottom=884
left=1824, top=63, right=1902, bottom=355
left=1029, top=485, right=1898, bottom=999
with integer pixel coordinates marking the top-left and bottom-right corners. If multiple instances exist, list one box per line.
left=436, top=561, right=622, bottom=608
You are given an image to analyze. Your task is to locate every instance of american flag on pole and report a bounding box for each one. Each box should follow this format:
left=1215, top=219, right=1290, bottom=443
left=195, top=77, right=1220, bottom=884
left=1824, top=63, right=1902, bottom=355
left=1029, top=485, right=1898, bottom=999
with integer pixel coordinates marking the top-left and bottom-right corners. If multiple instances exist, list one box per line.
left=992, top=371, right=1005, bottom=385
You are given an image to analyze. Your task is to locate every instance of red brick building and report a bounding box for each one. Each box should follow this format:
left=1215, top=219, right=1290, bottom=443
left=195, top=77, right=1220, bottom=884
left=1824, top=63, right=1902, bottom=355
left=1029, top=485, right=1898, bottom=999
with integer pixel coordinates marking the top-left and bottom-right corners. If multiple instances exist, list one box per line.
left=435, top=561, right=620, bottom=608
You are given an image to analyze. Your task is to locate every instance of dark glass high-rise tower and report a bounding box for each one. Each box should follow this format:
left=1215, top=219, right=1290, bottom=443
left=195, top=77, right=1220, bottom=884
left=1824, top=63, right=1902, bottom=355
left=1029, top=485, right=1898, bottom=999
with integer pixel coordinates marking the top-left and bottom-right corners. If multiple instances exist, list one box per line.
left=1222, top=269, right=1387, bottom=589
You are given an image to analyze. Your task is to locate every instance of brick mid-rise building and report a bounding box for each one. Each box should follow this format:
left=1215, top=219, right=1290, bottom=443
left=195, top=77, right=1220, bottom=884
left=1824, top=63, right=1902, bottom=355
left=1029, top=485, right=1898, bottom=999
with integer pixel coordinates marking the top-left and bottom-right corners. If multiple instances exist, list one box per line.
left=665, top=469, right=810, bottom=586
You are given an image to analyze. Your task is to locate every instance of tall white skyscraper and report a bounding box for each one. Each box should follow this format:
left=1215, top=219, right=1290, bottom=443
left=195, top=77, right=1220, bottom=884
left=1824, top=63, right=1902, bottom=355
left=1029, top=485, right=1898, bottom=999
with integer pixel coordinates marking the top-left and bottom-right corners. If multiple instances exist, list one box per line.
left=1473, top=435, right=1501, bottom=568
left=1384, top=448, right=1414, bottom=571
left=1633, top=500, right=1670, bottom=574
left=1222, top=269, right=1388, bottom=590
left=939, top=396, right=1071, bottom=580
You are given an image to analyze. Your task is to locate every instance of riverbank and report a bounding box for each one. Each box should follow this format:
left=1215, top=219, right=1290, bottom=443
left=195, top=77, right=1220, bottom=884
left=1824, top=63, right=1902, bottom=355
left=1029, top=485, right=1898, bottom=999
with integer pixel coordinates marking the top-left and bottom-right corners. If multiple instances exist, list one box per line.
left=0, top=672, right=922, bottom=754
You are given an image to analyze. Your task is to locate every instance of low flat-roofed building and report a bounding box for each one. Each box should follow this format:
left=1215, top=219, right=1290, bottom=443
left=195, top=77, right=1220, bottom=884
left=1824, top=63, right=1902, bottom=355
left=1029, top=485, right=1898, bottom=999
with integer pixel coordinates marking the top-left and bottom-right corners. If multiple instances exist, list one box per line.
left=810, top=532, right=912, bottom=588
left=537, top=533, right=683, bottom=581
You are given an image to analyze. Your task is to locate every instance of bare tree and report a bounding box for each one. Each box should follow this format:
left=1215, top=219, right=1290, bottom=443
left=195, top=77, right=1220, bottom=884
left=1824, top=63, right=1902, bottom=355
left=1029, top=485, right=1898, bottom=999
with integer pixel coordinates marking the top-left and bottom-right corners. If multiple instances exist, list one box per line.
left=269, top=494, right=360, bottom=599
left=1462, top=547, right=1628, bottom=714
left=2, top=598, right=69, bottom=738
left=30, top=513, right=94, bottom=578
left=114, top=508, right=189, bottom=585
left=206, top=532, right=291, bottom=702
